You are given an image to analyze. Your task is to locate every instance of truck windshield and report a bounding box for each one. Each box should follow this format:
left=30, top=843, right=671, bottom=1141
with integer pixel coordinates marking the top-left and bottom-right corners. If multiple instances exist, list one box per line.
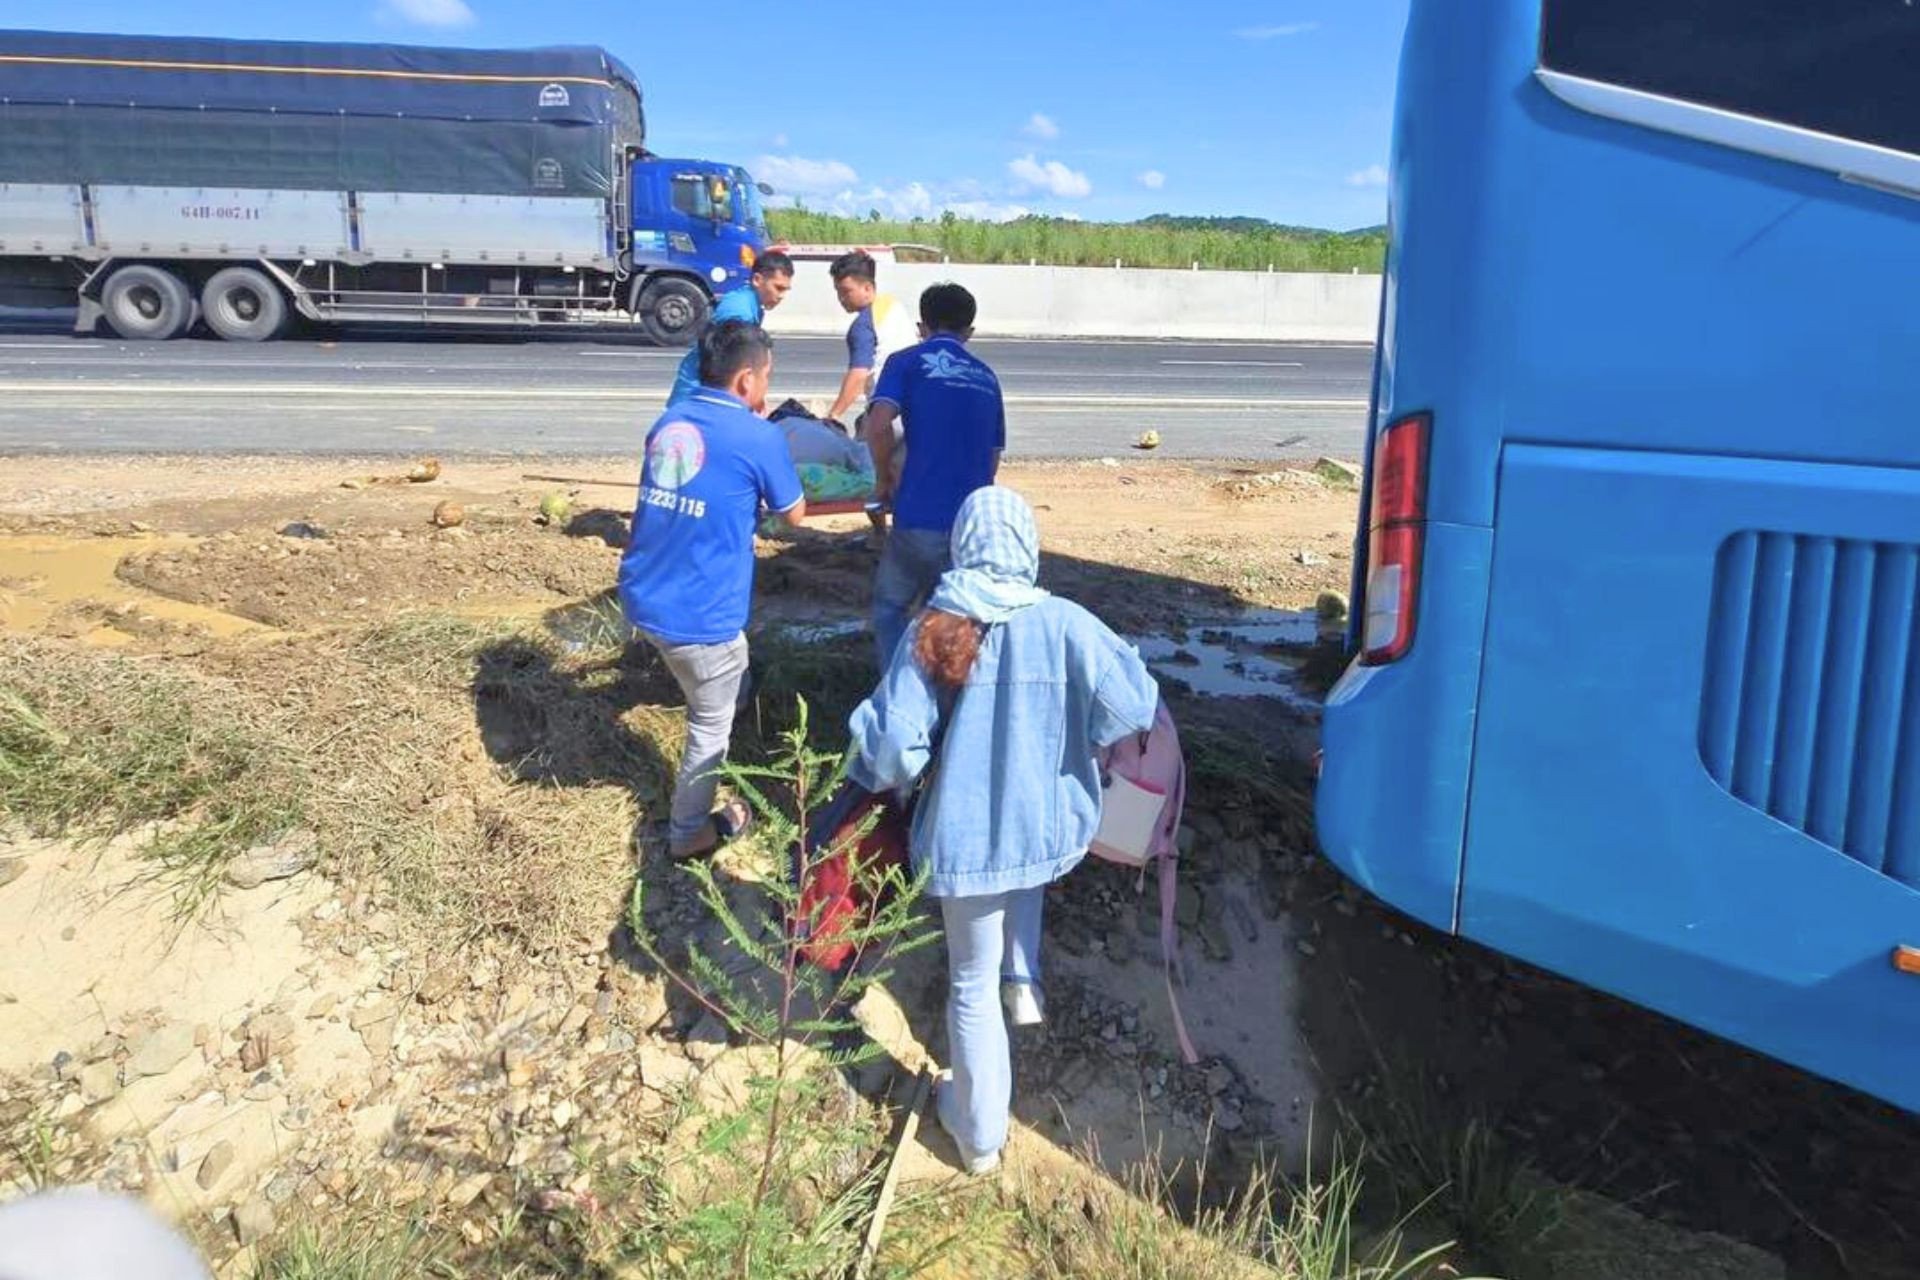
left=734, top=169, right=768, bottom=234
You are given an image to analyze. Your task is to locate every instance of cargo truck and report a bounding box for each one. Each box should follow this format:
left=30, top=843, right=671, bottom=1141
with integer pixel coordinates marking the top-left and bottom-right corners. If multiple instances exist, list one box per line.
left=0, top=29, right=771, bottom=343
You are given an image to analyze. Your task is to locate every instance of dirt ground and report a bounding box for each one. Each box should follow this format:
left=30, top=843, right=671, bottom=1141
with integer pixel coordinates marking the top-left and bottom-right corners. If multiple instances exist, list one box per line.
left=2, top=453, right=1909, bottom=1279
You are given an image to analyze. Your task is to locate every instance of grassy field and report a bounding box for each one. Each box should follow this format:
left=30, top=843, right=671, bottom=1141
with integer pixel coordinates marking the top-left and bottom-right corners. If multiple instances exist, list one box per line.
left=766, top=210, right=1387, bottom=274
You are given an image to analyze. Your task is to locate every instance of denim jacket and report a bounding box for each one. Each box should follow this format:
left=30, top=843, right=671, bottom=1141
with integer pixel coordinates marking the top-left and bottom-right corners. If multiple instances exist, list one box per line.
left=847, top=596, right=1160, bottom=898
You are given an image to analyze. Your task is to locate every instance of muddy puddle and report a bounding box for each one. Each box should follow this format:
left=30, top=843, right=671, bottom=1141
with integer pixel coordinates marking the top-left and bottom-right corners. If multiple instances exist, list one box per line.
left=0, top=534, right=266, bottom=644
left=1133, top=609, right=1329, bottom=711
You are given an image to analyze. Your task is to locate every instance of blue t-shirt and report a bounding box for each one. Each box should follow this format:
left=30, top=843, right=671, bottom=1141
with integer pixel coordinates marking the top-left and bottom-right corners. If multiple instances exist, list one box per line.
left=668, top=287, right=763, bottom=406
left=846, top=305, right=877, bottom=370
left=871, top=336, right=1006, bottom=532
left=618, top=389, right=803, bottom=645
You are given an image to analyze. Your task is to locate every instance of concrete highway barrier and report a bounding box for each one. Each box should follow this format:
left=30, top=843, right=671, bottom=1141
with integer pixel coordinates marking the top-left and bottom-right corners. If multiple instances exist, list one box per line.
left=762, top=260, right=1382, bottom=344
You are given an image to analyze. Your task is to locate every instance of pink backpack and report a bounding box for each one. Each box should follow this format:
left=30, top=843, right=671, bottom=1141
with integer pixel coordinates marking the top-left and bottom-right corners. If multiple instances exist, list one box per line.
left=1091, top=699, right=1198, bottom=1064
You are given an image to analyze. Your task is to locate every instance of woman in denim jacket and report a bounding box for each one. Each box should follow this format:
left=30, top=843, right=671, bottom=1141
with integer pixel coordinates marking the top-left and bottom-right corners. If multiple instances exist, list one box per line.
left=848, top=486, right=1160, bottom=1173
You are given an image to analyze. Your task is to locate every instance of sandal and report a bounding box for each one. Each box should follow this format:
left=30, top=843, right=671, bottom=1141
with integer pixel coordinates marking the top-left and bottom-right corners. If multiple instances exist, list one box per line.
left=670, top=799, right=752, bottom=862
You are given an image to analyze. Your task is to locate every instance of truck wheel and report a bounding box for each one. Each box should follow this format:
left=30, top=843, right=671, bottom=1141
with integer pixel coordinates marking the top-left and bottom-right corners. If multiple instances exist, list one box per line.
left=101, top=265, right=194, bottom=341
left=637, top=276, right=710, bottom=347
left=201, top=267, right=289, bottom=343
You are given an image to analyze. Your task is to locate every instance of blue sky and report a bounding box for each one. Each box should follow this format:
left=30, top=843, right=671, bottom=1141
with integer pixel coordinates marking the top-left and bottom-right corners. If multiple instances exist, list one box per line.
left=4, top=0, right=1410, bottom=230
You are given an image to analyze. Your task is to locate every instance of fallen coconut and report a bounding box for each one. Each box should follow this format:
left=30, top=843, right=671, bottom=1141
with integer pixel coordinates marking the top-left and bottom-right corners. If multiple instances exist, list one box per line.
left=408, top=457, right=443, bottom=484
left=1137, top=429, right=1162, bottom=450
left=431, top=500, right=466, bottom=529
left=537, top=492, right=573, bottom=526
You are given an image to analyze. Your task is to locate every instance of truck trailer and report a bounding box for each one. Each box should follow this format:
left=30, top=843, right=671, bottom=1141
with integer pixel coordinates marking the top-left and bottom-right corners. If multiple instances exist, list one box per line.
left=0, top=29, right=770, bottom=343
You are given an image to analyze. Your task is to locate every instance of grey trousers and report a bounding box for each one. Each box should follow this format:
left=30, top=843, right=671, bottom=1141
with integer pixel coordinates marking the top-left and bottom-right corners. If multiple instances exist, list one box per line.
left=645, top=630, right=750, bottom=845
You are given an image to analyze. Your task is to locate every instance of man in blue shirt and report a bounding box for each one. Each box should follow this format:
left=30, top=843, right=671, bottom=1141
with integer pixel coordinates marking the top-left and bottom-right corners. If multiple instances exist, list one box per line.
left=864, top=282, right=1005, bottom=668
left=666, top=250, right=795, bottom=406
left=622, top=321, right=806, bottom=859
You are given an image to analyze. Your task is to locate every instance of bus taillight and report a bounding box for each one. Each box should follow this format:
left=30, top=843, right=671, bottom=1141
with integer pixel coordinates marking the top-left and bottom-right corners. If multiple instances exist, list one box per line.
left=1360, top=412, right=1430, bottom=665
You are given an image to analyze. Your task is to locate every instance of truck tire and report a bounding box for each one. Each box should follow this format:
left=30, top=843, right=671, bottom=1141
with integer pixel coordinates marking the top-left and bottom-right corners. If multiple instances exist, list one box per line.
left=201, top=267, right=289, bottom=343
left=101, top=265, right=194, bottom=341
left=637, top=276, right=710, bottom=347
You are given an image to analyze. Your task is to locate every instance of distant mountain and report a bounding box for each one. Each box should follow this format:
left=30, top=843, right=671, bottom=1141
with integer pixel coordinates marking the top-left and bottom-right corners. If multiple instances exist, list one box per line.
left=1133, top=214, right=1384, bottom=239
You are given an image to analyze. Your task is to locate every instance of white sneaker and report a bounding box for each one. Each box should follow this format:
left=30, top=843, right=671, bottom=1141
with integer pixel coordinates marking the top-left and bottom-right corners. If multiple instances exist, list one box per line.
left=1001, top=981, right=1046, bottom=1028
left=934, top=1078, right=1003, bottom=1176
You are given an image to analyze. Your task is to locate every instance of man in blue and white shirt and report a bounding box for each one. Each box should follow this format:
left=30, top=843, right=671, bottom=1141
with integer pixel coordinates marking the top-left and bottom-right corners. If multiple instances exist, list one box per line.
left=863, top=282, right=1005, bottom=668
left=623, top=321, right=805, bottom=859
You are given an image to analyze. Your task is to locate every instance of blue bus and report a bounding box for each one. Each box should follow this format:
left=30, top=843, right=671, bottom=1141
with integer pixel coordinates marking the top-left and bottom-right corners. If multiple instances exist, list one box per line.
left=1317, top=0, right=1920, bottom=1112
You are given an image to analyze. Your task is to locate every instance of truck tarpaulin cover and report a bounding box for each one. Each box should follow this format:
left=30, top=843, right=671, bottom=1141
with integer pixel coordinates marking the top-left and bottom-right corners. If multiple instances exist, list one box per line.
left=0, top=29, right=645, bottom=199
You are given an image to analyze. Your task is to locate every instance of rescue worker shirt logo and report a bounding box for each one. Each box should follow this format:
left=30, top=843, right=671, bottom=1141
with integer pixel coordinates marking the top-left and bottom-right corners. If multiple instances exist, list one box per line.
left=648, top=421, right=706, bottom=491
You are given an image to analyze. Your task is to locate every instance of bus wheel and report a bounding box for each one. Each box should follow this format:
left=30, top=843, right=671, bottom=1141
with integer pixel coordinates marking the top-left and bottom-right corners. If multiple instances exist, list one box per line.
left=201, top=267, right=289, bottom=343
left=101, top=265, right=195, bottom=341
left=637, top=276, right=710, bottom=347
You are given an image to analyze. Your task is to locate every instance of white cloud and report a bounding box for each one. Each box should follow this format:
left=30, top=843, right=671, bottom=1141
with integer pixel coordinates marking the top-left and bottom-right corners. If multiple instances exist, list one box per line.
left=944, top=201, right=1032, bottom=223
left=752, top=154, right=860, bottom=196
left=771, top=132, right=789, bottom=148
left=1137, top=169, right=1167, bottom=190
left=1346, top=164, right=1389, bottom=187
left=1007, top=154, right=1092, bottom=199
left=376, top=0, right=475, bottom=27
left=1023, top=112, right=1060, bottom=141
left=1235, top=22, right=1318, bottom=39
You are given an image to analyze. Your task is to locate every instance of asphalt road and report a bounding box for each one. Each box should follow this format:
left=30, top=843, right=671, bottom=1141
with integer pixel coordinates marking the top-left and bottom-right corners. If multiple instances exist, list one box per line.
left=0, top=315, right=1370, bottom=459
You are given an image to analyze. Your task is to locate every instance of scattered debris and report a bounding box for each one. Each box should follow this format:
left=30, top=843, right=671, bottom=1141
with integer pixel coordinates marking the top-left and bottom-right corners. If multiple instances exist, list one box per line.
left=197, top=1140, right=236, bottom=1191
left=1312, top=457, right=1362, bottom=487
left=231, top=1195, right=276, bottom=1247
left=127, top=1022, right=198, bottom=1078
left=225, top=830, right=320, bottom=890
left=340, top=457, right=443, bottom=490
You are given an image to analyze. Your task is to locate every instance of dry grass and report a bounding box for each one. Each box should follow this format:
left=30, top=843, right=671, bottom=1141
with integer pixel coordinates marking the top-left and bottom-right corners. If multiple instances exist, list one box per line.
left=211, top=613, right=667, bottom=953
left=0, top=637, right=306, bottom=918
left=3, top=612, right=688, bottom=950
left=1012, top=1144, right=1457, bottom=1280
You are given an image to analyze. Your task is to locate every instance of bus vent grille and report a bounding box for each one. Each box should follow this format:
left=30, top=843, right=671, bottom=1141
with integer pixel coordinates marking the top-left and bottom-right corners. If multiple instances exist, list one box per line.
left=1701, top=531, right=1920, bottom=882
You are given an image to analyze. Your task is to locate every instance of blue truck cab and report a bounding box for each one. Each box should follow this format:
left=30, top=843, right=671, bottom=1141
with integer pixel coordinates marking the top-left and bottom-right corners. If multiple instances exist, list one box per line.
left=0, top=29, right=771, bottom=345
left=626, top=157, right=771, bottom=344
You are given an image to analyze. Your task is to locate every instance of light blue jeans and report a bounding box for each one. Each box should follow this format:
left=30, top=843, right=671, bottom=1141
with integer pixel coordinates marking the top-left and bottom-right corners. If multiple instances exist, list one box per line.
left=872, top=525, right=951, bottom=671
left=937, top=885, right=1046, bottom=1160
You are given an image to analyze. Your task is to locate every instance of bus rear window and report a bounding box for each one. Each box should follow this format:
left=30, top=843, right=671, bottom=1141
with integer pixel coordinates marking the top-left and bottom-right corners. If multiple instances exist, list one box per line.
left=1541, top=0, right=1920, bottom=159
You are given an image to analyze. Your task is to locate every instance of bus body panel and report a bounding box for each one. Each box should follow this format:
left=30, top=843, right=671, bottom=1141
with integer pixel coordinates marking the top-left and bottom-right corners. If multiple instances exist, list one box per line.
left=1320, top=0, right=1920, bottom=1110
left=1462, top=445, right=1920, bottom=1110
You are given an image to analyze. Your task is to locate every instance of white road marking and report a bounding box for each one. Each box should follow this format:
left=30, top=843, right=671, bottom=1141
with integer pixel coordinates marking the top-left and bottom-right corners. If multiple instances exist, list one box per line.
left=0, top=343, right=102, bottom=351
left=574, top=349, right=687, bottom=358
left=1159, top=359, right=1306, bottom=368
left=0, top=381, right=1367, bottom=410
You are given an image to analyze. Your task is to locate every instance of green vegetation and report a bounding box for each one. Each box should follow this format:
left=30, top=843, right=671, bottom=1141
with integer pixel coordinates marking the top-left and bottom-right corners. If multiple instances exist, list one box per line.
left=623, top=697, right=939, bottom=1278
left=0, top=642, right=307, bottom=919
left=765, top=210, right=1386, bottom=273
left=1019, top=1149, right=1450, bottom=1280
